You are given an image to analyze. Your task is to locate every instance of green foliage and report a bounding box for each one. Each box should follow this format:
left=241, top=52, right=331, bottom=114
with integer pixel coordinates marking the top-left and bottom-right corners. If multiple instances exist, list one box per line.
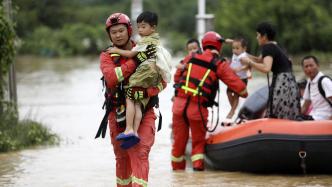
left=20, top=23, right=108, bottom=57
left=165, top=31, right=190, bottom=56
left=14, top=0, right=130, bottom=56
left=144, top=0, right=197, bottom=37
left=144, top=0, right=198, bottom=54
left=0, top=103, right=58, bottom=152
left=17, top=119, right=58, bottom=146
left=0, top=8, right=16, bottom=96
left=13, top=0, right=332, bottom=56
left=13, top=0, right=131, bottom=37
left=213, top=0, right=332, bottom=54
left=0, top=8, right=57, bottom=152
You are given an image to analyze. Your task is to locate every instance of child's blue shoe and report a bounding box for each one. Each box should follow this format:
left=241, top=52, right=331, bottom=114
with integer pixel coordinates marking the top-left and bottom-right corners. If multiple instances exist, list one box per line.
left=120, top=135, right=140, bottom=149
left=116, top=132, right=135, bottom=141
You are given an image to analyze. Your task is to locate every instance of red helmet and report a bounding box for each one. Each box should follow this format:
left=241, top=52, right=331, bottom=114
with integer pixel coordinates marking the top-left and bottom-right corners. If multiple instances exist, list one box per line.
left=201, top=31, right=224, bottom=52
left=105, top=13, right=132, bottom=37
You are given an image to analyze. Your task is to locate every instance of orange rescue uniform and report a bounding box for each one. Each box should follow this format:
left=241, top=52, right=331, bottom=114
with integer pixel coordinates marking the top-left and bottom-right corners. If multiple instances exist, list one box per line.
left=171, top=49, right=247, bottom=170
left=100, top=50, right=166, bottom=186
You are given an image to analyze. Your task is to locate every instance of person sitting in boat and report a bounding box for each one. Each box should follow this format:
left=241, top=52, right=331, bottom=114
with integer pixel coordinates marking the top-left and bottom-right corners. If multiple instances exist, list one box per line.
left=241, top=22, right=301, bottom=120
left=301, top=55, right=332, bottom=120
left=171, top=31, right=248, bottom=171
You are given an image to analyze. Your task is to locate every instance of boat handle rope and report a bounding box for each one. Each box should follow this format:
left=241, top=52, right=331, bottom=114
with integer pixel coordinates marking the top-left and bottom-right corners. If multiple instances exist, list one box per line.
left=298, top=150, right=307, bottom=174
left=298, top=150, right=306, bottom=159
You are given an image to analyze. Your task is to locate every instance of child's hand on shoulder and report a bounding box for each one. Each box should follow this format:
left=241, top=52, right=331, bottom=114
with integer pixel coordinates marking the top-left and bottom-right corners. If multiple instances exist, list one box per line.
left=176, top=63, right=186, bottom=70
left=225, top=38, right=234, bottom=44
left=107, top=46, right=119, bottom=54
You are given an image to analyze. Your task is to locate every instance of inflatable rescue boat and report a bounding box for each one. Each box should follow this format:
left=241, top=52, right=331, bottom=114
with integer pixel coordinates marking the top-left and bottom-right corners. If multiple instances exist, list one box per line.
left=205, top=118, right=332, bottom=173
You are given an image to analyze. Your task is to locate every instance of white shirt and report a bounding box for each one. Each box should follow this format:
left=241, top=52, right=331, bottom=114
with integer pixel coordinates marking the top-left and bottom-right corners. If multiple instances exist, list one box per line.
left=230, top=52, right=248, bottom=79
left=303, top=72, right=332, bottom=120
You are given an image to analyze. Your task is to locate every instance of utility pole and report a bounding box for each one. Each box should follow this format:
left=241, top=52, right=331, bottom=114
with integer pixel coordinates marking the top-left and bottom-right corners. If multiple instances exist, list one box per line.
left=131, top=0, right=143, bottom=41
left=2, top=0, right=17, bottom=105
left=196, top=0, right=214, bottom=42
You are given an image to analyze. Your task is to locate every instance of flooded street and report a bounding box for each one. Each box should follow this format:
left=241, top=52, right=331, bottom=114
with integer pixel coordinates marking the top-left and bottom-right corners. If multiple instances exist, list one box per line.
left=0, top=56, right=331, bottom=187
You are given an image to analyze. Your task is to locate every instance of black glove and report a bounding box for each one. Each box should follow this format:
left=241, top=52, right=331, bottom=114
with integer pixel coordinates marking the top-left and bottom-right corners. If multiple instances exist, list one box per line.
left=134, top=44, right=157, bottom=65
left=126, top=87, right=148, bottom=100
left=145, top=44, right=157, bottom=59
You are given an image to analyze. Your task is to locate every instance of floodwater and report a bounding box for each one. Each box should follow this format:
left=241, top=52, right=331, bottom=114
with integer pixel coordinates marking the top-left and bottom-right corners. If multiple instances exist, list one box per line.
left=0, top=56, right=331, bottom=187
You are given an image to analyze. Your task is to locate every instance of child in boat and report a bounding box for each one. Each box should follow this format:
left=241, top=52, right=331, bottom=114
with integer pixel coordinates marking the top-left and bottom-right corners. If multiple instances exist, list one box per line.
left=172, top=38, right=202, bottom=101
left=225, top=38, right=251, bottom=120
left=176, top=38, right=202, bottom=70
left=108, top=11, right=171, bottom=148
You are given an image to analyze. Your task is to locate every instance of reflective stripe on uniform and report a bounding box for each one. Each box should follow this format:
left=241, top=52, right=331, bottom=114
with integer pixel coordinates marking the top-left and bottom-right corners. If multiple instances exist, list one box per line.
left=171, top=155, right=185, bottom=162
left=132, top=176, right=148, bottom=187
left=156, top=82, right=164, bottom=92
left=184, top=63, right=193, bottom=94
left=115, top=67, right=124, bottom=82
left=181, top=67, right=211, bottom=96
left=134, top=90, right=144, bottom=100
left=111, top=53, right=121, bottom=57
left=116, top=176, right=132, bottom=186
left=181, top=86, right=201, bottom=95
left=191, top=153, right=204, bottom=162
left=199, top=69, right=211, bottom=88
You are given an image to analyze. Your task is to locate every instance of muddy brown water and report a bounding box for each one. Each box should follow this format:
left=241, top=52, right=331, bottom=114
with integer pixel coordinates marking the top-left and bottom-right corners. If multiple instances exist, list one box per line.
left=0, top=56, right=331, bottom=187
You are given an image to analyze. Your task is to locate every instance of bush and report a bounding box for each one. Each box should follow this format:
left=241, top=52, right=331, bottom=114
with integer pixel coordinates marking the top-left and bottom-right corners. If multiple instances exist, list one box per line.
left=0, top=102, right=58, bottom=152
left=17, top=120, right=58, bottom=146
left=0, top=117, right=59, bottom=152
left=20, top=23, right=108, bottom=57
left=0, top=6, right=59, bottom=153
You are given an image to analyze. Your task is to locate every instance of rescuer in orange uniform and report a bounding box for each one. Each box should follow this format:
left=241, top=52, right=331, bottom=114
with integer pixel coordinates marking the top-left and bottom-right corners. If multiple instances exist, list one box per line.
left=98, top=13, right=166, bottom=186
left=171, top=31, right=248, bottom=171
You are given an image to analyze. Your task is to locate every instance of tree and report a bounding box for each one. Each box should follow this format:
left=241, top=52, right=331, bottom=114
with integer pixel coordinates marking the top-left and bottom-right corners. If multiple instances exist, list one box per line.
left=0, top=7, right=16, bottom=113
left=213, top=0, right=332, bottom=54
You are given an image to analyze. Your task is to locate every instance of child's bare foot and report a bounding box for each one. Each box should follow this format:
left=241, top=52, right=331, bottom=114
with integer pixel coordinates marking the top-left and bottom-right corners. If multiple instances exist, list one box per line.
left=123, top=130, right=134, bottom=135
left=222, top=118, right=234, bottom=126
left=226, top=111, right=234, bottom=119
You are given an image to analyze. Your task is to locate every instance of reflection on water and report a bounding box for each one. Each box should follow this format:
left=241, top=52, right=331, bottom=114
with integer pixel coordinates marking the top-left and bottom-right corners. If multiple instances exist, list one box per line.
left=0, top=152, right=21, bottom=185
left=0, top=56, right=331, bottom=187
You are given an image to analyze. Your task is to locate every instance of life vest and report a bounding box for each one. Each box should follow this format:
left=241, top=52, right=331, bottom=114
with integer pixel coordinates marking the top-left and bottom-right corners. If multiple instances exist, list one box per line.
left=95, top=53, right=160, bottom=139
left=95, top=54, right=126, bottom=138
left=177, top=53, right=220, bottom=107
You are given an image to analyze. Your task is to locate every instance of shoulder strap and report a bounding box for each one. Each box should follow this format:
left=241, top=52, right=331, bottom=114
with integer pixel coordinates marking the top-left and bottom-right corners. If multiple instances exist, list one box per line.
left=188, top=58, right=217, bottom=72
left=318, top=75, right=332, bottom=107
left=318, top=75, right=330, bottom=98
left=95, top=56, right=122, bottom=139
